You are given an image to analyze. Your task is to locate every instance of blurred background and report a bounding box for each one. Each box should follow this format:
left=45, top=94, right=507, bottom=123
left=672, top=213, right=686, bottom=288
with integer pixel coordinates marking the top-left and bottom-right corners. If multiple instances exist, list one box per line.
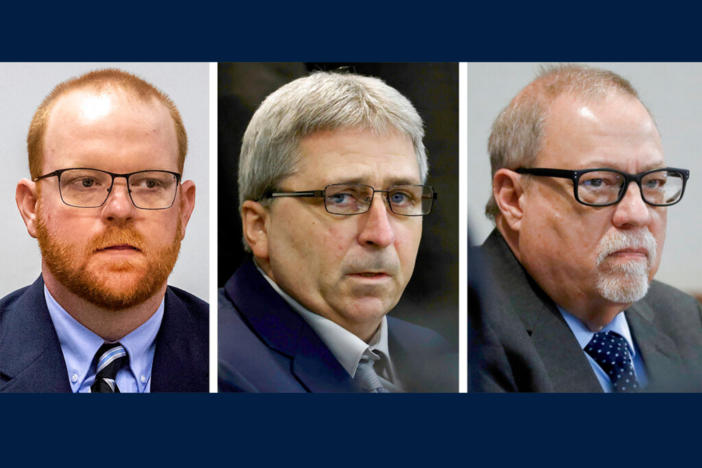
left=468, top=62, right=702, bottom=302
left=219, top=63, right=458, bottom=347
left=0, top=63, right=209, bottom=302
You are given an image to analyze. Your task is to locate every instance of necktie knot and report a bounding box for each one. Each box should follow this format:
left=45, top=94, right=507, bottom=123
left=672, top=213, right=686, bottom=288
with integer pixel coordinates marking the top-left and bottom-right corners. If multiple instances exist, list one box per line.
left=91, top=342, right=127, bottom=393
left=585, top=331, right=639, bottom=393
left=355, top=356, right=390, bottom=393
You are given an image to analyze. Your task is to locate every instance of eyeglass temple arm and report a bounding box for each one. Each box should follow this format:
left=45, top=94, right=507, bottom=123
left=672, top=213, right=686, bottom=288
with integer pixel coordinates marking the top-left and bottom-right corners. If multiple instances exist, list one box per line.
left=264, top=190, right=325, bottom=199
left=33, top=170, right=63, bottom=182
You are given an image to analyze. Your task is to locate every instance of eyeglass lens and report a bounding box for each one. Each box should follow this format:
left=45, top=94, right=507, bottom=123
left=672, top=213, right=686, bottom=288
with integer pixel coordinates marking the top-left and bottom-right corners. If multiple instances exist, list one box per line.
left=577, top=169, right=685, bottom=206
left=324, top=184, right=433, bottom=215
left=59, top=169, right=179, bottom=209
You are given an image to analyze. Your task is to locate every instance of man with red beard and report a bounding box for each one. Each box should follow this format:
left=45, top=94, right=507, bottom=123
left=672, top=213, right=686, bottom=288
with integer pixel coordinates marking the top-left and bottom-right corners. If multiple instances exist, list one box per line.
left=469, top=64, right=702, bottom=393
left=0, top=69, right=208, bottom=393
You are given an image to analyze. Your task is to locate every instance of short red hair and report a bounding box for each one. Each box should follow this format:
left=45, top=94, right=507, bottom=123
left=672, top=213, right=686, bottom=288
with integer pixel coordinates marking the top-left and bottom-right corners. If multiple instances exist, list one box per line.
left=27, top=68, right=188, bottom=178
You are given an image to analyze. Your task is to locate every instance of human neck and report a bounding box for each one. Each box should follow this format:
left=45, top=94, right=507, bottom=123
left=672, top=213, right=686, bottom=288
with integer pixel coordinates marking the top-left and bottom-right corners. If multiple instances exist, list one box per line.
left=555, top=297, right=628, bottom=332
left=256, top=257, right=381, bottom=343
left=42, top=267, right=166, bottom=342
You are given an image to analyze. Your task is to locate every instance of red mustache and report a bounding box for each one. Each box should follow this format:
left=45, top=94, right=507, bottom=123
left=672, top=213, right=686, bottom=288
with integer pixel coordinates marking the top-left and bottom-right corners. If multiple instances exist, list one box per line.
left=88, top=227, right=147, bottom=254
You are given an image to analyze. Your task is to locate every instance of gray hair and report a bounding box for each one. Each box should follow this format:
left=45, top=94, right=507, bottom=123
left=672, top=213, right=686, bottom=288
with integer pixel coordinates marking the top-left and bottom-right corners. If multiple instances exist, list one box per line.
left=239, top=71, right=427, bottom=217
left=485, top=64, right=646, bottom=220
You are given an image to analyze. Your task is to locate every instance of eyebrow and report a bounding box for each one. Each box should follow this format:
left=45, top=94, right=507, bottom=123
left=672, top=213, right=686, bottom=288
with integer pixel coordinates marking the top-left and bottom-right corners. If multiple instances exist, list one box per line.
left=327, top=176, right=422, bottom=187
left=581, top=160, right=667, bottom=173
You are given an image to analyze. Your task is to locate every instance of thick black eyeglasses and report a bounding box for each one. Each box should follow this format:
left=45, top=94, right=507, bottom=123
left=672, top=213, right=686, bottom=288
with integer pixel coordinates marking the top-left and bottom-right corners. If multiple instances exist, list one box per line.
left=34, top=168, right=182, bottom=210
left=515, top=167, right=690, bottom=207
left=261, top=184, right=438, bottom=216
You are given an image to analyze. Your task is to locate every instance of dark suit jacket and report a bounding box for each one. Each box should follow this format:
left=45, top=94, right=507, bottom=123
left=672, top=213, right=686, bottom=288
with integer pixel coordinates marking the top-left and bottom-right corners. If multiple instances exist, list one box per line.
left=0, top=276, right=209, bottom=393
left=468, top=230, right=702, bottom=393
left=219, top=259, right=457, bottom=393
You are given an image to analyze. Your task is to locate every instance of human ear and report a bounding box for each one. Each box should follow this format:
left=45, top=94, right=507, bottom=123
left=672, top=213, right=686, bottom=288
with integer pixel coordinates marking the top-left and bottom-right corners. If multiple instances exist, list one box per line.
left=16, top=179, right=39, bottom=239
left=241, top=200, right=270, bottom=260
left=177, top=180, right=197, bottom=240
left=493, top=169, right=525, bottom=231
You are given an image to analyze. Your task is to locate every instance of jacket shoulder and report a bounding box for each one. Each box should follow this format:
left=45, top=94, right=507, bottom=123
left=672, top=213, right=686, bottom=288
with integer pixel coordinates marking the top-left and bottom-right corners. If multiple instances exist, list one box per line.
left=0, top=285, right=33, bottom=312
left=639, top=280, right=702, bottom=327
left=167, top=286, right=209, bottom=318
left=387, top=316, right=452, bottom=353
left=387, top=316, right=458, bottom=392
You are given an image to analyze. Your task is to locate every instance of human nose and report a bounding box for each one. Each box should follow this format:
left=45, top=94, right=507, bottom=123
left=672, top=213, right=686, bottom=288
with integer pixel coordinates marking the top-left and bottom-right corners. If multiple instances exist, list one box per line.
left=101, top=177, right=136, bottom=223
left=612, top=181, right=652, bottom=228
left=357, top=193, right=396, bottom=248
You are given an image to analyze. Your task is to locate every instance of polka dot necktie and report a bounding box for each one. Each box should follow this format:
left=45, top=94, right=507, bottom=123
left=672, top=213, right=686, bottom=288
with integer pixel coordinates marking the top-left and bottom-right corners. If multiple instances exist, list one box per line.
left=90, top=342, right=127, bottom=393
left=355, top=357, right=391, bottom=393
left=585, top=331, right=639, bottom=393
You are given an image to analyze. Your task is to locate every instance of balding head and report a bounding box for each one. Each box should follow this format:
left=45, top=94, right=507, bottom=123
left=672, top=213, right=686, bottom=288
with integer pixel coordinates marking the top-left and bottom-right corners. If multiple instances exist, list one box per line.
left=486, top=64, right=651, bottom=220
left=27, top=69, right=188, bottom=179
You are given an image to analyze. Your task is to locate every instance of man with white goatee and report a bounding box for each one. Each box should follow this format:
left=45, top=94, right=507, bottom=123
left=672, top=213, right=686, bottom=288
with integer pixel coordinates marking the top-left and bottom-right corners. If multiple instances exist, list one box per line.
left=468, top=64, right=702, bottom=393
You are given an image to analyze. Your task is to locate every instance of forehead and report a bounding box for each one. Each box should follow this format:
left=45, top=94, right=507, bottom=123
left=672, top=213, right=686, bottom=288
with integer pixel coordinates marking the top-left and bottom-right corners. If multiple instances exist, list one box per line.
left=539, top=93, right=664, bottom=170
left=42, top=89, right=178, bottom=172
left=294, top=128, right=421, bottom=187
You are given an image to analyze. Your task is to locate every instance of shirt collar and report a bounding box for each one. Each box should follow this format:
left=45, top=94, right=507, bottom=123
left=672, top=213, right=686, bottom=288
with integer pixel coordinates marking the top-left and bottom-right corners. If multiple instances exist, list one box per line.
left=558, top=305, right=637, bottom=358
left=254, top=261, right=394, bottom=380
left=44, top=285, right=165, bottom=392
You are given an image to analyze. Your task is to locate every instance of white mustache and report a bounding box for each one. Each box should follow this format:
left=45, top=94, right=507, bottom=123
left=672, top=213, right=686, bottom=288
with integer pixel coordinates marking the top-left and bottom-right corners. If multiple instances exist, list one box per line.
left=596, top=229, right=657, bottom=266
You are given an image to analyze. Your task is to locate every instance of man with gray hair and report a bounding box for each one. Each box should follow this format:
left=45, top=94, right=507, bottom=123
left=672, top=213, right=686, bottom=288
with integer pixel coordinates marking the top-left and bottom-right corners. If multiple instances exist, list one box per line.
left=219, top=71, right=456, bottom=393
left=469, top=64, right=702, bottom=392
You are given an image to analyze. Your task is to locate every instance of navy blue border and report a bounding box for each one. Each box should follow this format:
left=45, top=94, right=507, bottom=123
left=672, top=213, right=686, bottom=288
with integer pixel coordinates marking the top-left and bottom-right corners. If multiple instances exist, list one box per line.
left=3, top=6, right=701, bottom=464
left=2, top=394, right=701, bottom=463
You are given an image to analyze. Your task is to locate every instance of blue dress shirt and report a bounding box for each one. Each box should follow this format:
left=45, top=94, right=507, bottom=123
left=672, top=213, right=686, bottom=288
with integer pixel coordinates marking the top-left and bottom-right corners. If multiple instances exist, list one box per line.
left=558, top=306, right=648, bottom=392
left=44, top=285, right=165, bottom=393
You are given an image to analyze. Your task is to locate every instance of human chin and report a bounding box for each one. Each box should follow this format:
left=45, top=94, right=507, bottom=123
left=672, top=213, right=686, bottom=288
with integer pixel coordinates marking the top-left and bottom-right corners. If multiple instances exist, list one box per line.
left=594, top=229, right=657, bottom=303
left=336, top=278, right=401, bottom=319
left=37, top=212, right=182, bottom=310
left=595, top=261, right=651, bottom=303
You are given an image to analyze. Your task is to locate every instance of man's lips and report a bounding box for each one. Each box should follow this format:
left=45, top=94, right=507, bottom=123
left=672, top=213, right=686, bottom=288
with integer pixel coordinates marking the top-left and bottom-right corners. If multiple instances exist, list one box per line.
left=609, top=248, right=648, bottom=258
left=96, top=244, right=141, bottom=252
left=348, top=272, right=391, bottom=278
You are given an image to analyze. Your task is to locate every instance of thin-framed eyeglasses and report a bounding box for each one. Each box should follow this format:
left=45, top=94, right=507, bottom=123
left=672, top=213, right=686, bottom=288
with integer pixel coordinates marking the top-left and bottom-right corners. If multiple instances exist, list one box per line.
left=515, top=167, right=690, bottom=207
left=261, top=184, right=438, bottom=216
left=33, top=168, right=182, bottom=210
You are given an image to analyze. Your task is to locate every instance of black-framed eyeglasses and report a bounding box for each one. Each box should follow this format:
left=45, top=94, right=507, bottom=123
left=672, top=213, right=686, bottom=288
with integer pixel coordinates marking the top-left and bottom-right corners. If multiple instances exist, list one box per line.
left=33, top=168, right=182, bottom=210
left=515, top=167, right=690, bottom=207
left=261, top=184, right=438, bottom=216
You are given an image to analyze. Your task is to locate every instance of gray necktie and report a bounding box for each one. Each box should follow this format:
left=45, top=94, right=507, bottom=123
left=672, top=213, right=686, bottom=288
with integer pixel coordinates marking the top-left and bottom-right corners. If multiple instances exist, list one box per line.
left=355, top=357, right=390, bottom=393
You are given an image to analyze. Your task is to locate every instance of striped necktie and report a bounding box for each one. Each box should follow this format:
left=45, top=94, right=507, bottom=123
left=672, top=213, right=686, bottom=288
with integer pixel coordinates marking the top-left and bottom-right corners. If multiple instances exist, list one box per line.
left=91, top=342, right=127, bottom=393
left=355, top=356, right=390, bottom=393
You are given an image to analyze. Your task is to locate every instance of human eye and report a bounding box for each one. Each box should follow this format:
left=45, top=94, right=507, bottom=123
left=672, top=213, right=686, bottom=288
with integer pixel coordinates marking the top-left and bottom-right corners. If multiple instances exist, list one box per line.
left=138, top=178, right=164, bottom=189
left=388, top=188, right=416, bottom=207
left=64, top=173, right=103, bottom=190
left=327, top=191, right=357, bottom=206
left=131, top=173, right=171, bottom=191
left=580, top=172, right=620, bottom=190
left=645, top=174, right=667, bottom=189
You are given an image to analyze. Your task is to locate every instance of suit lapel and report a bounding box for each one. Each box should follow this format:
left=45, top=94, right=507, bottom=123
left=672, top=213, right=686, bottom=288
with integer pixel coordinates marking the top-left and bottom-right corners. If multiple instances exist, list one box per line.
left=626, top=302, right=694, bottom=391
left=151, top=287, right=208, bottom=392
left=227, top=259, right=359, bottom=393
left=0, top=276, right=71, bottom=393
left=527, top=302, right=603, bottom=393
left=484, top=231, right=602, bottom=393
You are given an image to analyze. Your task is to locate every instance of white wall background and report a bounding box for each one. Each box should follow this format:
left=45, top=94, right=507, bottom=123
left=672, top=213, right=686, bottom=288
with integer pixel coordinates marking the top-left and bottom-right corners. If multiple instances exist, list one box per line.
left=468, top=62, right=702, bottom=296
left=0, top=63, right=209, bottom=301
